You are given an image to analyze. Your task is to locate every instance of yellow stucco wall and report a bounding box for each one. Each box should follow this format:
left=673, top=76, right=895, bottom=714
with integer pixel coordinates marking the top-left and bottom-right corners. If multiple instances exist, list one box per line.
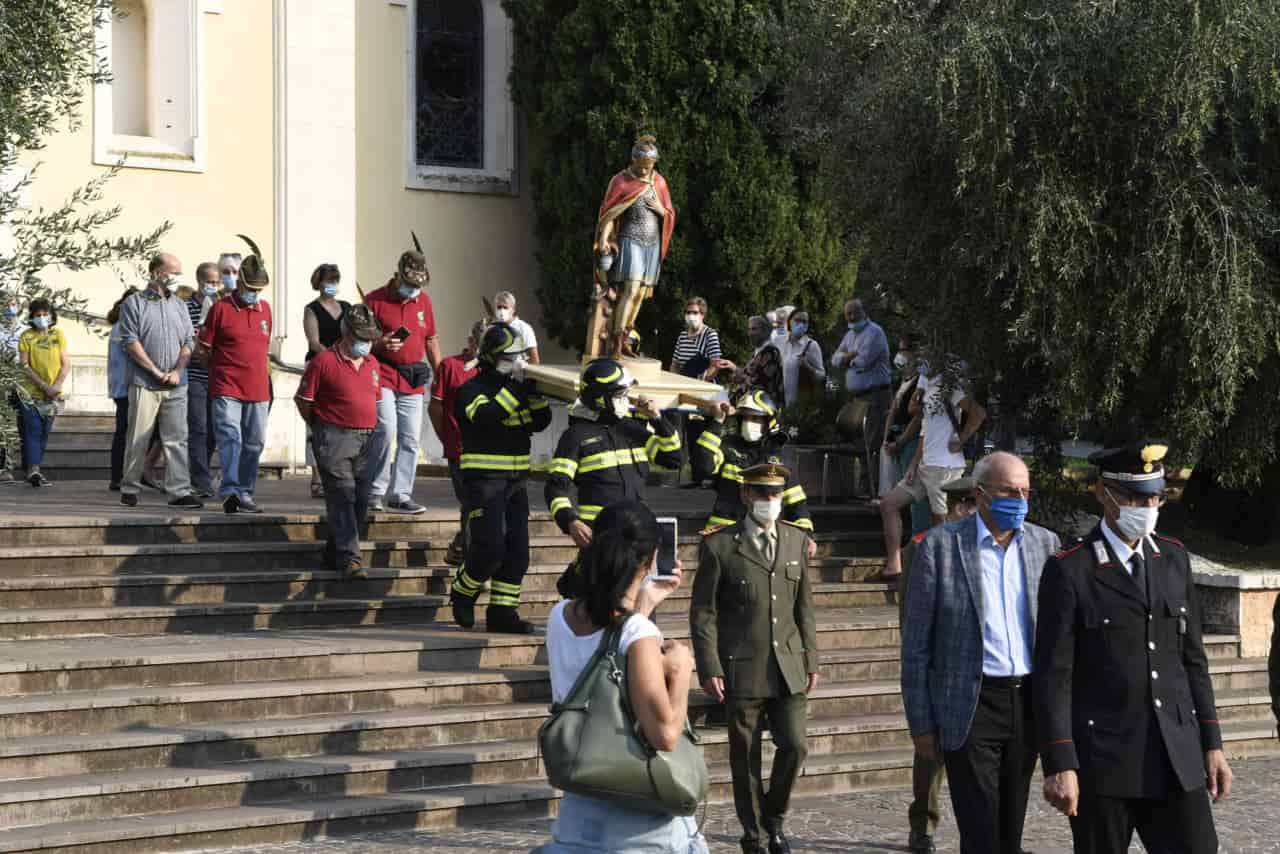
left=20, top=4, right=274, bottom=363
left=353, top=1, right=565, bottom=362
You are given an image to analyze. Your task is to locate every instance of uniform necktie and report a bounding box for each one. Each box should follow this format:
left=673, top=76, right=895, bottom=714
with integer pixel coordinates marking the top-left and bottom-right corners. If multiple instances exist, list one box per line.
left=761, top=531, right=775, bottom=564
left=1131, top=551, right=1147, bottom=599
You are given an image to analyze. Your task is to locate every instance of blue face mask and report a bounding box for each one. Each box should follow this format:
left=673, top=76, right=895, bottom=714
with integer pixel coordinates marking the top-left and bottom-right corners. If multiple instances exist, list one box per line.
left=399, top=285, right=421, bottom=301
left=4, top=305, right=17, bottom=318
left=221, top=274, right=237, bottom=291
left=350, top=339, right=372, bottom=358
left=203, top=284, right=220, bottom=298
left=240, top=290, right=259, bottom=305
left=31, top=315, right=51, bottom=331
left=986, top=495, right=1028, bottom=532
left=852, top=319, right=869, bottom=333
left=322, top=283, right=340, bottom=298
left=791, top=322, right=808, bottom=337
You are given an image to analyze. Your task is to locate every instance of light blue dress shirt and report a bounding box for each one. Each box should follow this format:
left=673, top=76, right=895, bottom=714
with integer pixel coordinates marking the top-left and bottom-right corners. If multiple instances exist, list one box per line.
left=975, top=513, right=1033, bottom=677
left=832, top=320, right=891, bottom=393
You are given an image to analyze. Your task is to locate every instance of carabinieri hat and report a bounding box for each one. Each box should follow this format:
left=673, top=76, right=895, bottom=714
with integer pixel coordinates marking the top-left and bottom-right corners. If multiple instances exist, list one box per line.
left=236, top=234, right=270, bottom=290
left=1088, top=439, right=1169, bottom=496
left=741, top=457, right=790, bottom=489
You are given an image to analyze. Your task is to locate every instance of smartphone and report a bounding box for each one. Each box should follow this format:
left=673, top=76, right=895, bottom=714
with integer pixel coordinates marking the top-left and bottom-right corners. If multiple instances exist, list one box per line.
left=654, top=517, right=678, bottom=577
left=391, top=325, right=412, bottom=341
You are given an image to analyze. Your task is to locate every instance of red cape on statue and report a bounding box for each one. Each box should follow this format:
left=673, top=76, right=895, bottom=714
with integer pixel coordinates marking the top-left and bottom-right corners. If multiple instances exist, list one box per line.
left=597, top=170, right=676, bottom=260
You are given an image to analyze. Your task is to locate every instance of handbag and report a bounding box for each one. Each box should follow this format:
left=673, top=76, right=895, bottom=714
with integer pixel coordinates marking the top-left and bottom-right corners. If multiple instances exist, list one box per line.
left=538, top=622, right=710, bottom=816
left=795, top=340, right=820, bottom=400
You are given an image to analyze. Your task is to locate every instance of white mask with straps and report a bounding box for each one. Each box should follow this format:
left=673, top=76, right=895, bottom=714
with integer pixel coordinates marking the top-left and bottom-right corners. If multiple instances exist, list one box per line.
left=740, top=420, right=764, bottom=443
left=751, top=498, right=782, bottom=524
left=1107, top=489, right=1160, bottom=540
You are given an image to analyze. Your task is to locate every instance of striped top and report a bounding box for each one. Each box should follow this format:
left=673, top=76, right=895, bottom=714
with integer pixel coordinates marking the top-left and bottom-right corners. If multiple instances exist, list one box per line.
left=671, top=326, right=722, bottom=370
left=184, top=297, right=209, bottom=383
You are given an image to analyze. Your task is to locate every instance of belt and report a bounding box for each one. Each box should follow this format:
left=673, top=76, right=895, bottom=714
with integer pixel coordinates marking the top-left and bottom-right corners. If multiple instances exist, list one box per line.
left=853, top=383, right=891, bottom=397
left=982, top=675, right=1028, bottom=689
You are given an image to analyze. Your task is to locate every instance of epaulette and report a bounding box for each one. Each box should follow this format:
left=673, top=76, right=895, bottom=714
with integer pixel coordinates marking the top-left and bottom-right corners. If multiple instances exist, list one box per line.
left=1153, top=533, right=1185, bottom=548
left=701, top=524, right=729, bottom=537
left=1055, top=540, right=1086, bottom=559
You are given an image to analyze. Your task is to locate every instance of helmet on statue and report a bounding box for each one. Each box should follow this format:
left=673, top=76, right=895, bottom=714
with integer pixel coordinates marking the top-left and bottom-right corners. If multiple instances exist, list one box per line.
left=579, top=358, right=637, bottom=412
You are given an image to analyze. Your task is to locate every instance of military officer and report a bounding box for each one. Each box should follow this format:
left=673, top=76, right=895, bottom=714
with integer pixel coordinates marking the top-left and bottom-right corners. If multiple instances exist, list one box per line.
left=1035, top=440, right=1232, bottom=854
left=691, top=460, right=818, bottom=854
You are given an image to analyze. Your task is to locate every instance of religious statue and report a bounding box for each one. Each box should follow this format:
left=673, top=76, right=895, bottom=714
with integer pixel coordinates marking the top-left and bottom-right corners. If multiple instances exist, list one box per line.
left=586, top=134, right=676, bottom=360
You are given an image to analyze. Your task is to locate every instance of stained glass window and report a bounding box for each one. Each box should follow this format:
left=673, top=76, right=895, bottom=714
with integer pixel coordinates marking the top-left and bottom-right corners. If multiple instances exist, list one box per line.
left=415, top=0, right=484, bottom=169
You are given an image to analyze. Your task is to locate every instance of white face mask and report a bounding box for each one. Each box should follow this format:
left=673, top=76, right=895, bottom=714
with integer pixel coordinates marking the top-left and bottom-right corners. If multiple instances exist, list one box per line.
left=611, top=395, right=631, bottom=419
left=684, top=313, right=702, bottom=329
left=495, top=307, right=513, bottom=323
left=740, top=420, right=765, bottom=443
left=893, top=352, right=910, bottom=369
left=1107, top=490, right=1160, bottom=541
left=751, top=498, right=782, bottom=524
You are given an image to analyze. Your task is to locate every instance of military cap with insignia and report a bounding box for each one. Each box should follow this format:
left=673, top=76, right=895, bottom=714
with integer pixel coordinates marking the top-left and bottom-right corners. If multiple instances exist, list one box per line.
left=741, top=457, right=790, bottom=489
left=236, top=234, right=270, bottom=290
left=1088, top=439, right=1169, bottom=496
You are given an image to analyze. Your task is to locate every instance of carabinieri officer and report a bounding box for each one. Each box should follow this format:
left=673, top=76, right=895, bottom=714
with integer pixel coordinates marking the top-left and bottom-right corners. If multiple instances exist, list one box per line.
left=1035, top=440, right=1232, bottom=854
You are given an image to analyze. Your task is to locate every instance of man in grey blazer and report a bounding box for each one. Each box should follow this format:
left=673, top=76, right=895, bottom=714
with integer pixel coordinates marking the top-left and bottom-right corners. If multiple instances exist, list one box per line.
left=901, top=451, right=1061, bottom=854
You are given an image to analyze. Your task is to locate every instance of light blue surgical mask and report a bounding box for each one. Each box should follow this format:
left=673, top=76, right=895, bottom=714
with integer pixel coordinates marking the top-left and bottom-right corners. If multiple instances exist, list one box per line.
left=4, top=305, right=17, bottom=318
left=790, top=322, right=808, bottom=337
left=322, top=283, right=340, bottom=298
left=240, top=290, right=259, bottom=305
left=983, top=490, right=1028, bottom=532
left=350, top=339, right=372, bottom=358
left=31, top=315, right=51, bottom=331
left=398, top=284, right=421, bottom=301
left=202, top=284, right=220, bottom=298
left=221, top=274, right=237, bottom=291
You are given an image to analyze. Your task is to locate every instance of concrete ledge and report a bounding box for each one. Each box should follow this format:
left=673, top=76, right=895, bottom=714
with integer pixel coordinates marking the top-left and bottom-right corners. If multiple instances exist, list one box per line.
left=1192, top=554, right=1280, bottom=658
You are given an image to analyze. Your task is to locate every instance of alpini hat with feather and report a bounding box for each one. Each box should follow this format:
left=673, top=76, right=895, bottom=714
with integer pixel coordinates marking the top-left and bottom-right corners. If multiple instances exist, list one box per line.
left=398, top=231, right=430, bottom=289
left=236, top=234, right=270, bottom=290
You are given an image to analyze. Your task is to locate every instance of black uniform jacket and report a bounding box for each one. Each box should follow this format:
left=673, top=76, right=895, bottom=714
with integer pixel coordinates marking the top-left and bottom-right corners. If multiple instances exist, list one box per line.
left=689, top=420, right=812, bottom=531
left=1034, top=524, right=1223, bottom=798
left=454, top=371, right=552, bottom=479
left=544, top=412, right=683, bottom=533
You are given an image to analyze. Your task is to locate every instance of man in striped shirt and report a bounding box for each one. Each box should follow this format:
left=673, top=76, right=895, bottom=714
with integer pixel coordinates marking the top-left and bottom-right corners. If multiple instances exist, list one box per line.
left=184, top=262, right=218, bottom=498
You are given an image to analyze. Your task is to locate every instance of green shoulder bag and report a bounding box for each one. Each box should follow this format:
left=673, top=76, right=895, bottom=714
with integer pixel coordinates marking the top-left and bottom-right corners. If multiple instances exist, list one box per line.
left=538, top=623, right=710, bottom=816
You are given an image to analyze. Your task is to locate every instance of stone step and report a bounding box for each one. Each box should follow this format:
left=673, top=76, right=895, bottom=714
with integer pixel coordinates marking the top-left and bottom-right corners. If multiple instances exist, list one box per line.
left=0, top=532, right=880, bottom=578
left=1, top=719, right=1275, bottom=854
left=48, top=414, right=116, bottom=432
left=42, top=432, right=114, bottom=452
left=1209, top=687, right=1278, bottom=722
left=23, top=465, right=288, bottom=483
left=0, top=505, right=883, bottom=549
left=0, top=565, right=898, bottom=610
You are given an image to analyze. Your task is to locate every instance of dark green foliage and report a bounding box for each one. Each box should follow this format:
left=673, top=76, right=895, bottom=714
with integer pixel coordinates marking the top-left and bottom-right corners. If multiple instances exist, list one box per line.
left=504, top=0, right=854, bottom=363
left=0, top=0, right=171, bottom=462
left=785, top=0, right=1280, bottom=497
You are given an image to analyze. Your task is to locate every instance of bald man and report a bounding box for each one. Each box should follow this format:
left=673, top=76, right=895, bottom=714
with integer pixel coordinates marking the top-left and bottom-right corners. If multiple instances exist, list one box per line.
left=117, top=253, right=202, bottom=508
left=900, top=451, right=1060, bottom=854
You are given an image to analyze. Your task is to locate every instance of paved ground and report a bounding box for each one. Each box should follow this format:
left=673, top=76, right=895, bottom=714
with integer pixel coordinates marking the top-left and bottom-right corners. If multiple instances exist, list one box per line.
left=201, top=757, right=1280, bottom=853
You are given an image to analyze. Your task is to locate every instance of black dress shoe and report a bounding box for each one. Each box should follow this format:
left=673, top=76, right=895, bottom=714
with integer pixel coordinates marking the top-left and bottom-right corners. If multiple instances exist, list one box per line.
left=450, top=593, right=476, bottom=629
left=908, top=836, right=937, bottom=853
left=767, top=829, right=792, bottom=854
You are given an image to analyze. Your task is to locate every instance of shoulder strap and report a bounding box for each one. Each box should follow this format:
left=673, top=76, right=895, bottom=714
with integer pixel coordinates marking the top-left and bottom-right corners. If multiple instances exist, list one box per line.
left=550, top=619, right=625, bottom=712
left=941, top=393, right=963, bottom=435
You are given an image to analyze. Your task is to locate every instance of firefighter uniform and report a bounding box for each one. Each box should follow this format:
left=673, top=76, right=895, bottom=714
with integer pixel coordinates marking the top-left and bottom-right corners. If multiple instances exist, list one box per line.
left=690, top=391, right=812, bottom=533
left=449, top=323, right=552, bottom=634
left=1035, top=441, right=1224, bottom=854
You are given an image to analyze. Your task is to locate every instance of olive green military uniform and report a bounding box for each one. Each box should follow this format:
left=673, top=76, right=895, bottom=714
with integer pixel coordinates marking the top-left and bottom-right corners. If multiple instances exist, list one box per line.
left=691, top=509, right=817, bottom=849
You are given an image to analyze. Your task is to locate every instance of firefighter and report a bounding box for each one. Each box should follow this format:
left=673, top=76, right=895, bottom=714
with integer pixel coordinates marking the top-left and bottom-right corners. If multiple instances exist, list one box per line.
left=449, top=322, right=552, bottom=633
left=546, top=359, right=684, bottom=597
left=691, top=389, right=814, bottom=539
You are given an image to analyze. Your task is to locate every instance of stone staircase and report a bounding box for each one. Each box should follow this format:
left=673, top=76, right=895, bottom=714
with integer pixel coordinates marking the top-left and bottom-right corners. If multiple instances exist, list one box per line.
left=42, top=413, right=287, bottom=483
left=0, top=504, right=1272, bottom=852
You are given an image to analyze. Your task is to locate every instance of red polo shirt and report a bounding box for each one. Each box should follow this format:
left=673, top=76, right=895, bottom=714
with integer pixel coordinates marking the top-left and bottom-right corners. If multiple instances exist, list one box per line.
left=430, top=353, right=479, bottom=460
left=296, top=345, right=381, bottom=429
left=198, top=293, right=272, bottom=402
left=365, top=281, right=437, bottom=394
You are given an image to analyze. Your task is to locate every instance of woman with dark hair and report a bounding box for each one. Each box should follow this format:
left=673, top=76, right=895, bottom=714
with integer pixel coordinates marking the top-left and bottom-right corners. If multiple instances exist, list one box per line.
left=536, top=500, right=708, bottom=854
left=16, top=298, right=69, bottom=486
left=302, top=263, right=350, bottom=497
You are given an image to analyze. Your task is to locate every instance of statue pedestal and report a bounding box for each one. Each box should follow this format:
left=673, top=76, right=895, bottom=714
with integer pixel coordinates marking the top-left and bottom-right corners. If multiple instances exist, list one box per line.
left=524, top=360, right=724, bottom=409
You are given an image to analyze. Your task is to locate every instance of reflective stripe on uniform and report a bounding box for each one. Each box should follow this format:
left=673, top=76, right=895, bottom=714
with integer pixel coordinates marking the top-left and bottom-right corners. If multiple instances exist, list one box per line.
left=720, top=463, right=744, bottom=483
left=697, top=431, right=724, bottom=470
left=703, top=515, right=737, bottom=532
left=464, top=395, right=489, bottom=421
left=782, top=485, right=807, bottom=505
left=528, top=397, right=549, bottom=410
left=549, top=496, right=573, bottom=515
left=495, top=386, right=521, bottom=415
left=548, top=457, right=579, bottom=478
left=490, top=579, right=522, bottom=607
left=791, top=517, right=814, bottom=531
left=451, top=567, right=484, bottom=597
left=578, top=504, right=603, bottom=521
left=578, top=448, right=645, bottom=474
left=646, top=432, right=681, bottom=455
left=459, top=453, right=531, bottom=472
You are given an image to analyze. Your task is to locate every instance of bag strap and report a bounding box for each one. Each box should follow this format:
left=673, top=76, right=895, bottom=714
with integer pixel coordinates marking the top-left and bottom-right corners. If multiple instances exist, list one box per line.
left=942, top=393, right=964, bottom=436
left=549, top=617, right=624, bottom=713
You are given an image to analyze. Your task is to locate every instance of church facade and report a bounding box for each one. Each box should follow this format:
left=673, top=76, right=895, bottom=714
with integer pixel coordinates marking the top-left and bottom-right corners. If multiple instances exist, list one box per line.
left=13, top=0, right=559, bottom=465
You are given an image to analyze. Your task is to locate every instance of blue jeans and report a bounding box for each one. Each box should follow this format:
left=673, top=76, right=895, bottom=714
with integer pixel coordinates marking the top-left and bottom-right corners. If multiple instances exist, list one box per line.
left=17, top=399, right=53, bottom=471
left=366, top=388, right=424, bottom=503
left=187, top=377, right=212, bottom=492
left=532, top=793, right=708, bottom=854
left=213, top=397, right=268, bottom=500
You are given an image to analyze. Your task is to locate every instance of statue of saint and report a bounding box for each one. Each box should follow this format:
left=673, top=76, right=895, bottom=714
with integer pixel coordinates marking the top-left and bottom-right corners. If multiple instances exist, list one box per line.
left=586, top=134, right=676, bottom=360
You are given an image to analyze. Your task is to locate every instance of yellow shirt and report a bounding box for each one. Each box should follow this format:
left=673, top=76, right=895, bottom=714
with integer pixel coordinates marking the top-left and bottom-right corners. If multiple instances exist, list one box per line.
left=18, top=327, right=67, bottom=397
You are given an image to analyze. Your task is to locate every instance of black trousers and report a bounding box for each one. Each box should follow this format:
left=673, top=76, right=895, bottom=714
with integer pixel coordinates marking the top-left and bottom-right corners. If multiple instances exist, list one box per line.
left=451, top=476, right=530, bottom=609
left=1070, top=785, right=1218, bottom=854
left=942, top=676, right=1037, bottom=854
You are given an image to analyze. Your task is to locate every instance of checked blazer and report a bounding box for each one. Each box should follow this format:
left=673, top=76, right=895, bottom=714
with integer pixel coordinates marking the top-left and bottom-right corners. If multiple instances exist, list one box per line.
left=900, top=515, right=1061, bottom=752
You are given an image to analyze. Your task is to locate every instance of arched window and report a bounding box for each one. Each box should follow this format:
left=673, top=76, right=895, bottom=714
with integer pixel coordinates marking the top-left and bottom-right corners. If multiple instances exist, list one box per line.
left=415, top=0, right=484, bottom=169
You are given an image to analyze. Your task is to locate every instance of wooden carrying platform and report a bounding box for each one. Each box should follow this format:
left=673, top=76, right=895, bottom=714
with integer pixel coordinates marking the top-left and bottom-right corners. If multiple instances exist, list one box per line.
left=523, top=358, right=725, bottom=409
